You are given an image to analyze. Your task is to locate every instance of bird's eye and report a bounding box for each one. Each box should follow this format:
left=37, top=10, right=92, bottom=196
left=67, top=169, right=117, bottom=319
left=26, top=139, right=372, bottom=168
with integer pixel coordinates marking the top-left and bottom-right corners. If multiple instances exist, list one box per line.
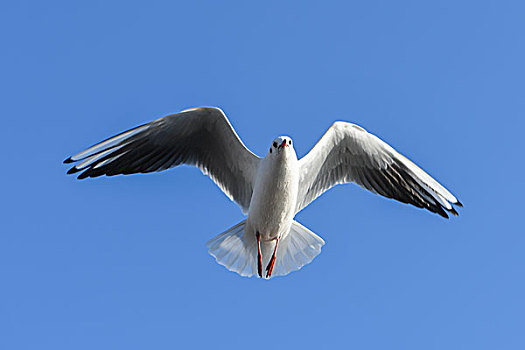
left=289, top=140, right=292, bottom=145
left=273, top=142, right=277, bottom=148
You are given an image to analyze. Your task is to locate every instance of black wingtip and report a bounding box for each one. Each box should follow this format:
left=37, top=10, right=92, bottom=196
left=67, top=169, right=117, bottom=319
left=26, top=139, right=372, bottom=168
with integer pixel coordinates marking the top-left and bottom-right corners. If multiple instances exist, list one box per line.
left=455, top=200, right=463, bottom=208
left=449, top=207, right=459, bottom=216
left=63, top=157, right=74, bottom=164
left=77, top=171, right=89, bottom=180
left=67, top=167, right=81, bottom=175
left=437, top=208, right=449, bottom=219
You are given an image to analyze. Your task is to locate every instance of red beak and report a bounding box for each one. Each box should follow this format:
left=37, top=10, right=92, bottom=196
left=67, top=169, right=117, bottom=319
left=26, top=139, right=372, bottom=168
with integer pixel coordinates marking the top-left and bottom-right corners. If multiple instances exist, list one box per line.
left=279, top=140, right=287, bottom=148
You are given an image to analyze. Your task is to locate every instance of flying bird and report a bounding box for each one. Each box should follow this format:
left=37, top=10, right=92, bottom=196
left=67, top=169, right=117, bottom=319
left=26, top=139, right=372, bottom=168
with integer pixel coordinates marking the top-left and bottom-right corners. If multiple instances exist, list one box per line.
left=64, top=107, right=462, bottom=279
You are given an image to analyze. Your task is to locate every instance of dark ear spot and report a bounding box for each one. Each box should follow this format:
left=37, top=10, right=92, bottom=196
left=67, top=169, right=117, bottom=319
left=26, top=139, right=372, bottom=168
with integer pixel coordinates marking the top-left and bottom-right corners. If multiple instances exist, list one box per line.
left=270, top=148, right=272, bottom=153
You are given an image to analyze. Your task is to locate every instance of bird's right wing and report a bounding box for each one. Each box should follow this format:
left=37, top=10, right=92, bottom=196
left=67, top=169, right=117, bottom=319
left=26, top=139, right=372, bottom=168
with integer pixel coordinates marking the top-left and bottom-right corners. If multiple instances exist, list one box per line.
left=64, top=107, right=261, bottom=213
left=296, top=122, right=462, bottom=218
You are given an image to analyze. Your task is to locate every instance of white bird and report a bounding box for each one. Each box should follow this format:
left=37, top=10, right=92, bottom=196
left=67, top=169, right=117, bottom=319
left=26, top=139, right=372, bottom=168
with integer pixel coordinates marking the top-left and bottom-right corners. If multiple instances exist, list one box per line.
left=65, top=107, right=462, bottom=279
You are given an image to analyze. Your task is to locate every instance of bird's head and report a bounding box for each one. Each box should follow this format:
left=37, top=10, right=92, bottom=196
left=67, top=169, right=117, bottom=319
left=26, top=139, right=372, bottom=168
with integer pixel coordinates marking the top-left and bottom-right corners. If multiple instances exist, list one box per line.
left=268, top=136, right=294, bottom=156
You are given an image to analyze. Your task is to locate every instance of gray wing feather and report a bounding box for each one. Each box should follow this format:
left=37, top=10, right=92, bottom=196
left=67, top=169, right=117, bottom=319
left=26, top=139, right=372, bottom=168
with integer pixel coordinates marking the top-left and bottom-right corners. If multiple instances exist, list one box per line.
left=65, top=107, right=260, bottom=213
left=296, top=122, right=462, bottom=218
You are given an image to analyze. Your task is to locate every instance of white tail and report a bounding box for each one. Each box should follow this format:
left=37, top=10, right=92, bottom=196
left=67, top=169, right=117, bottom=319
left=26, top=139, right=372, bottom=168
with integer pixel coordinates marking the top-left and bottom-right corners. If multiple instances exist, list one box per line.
left=206, top=220, right=257, bottom=277
left=206, top=220, right=325, bottom=279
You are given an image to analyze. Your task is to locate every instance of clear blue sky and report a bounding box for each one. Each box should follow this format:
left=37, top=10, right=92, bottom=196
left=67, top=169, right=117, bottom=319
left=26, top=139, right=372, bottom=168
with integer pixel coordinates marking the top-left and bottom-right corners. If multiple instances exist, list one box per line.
left=1, top=1, right=524, bottom=349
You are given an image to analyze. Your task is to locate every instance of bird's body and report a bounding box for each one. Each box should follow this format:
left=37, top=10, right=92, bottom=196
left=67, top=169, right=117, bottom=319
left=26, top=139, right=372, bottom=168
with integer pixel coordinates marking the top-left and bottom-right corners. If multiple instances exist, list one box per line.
left=248, top=137, right=298, bottom=242
left=65, top=107, right=462, bottom=279
left=245, top=137, right=300, bottom=277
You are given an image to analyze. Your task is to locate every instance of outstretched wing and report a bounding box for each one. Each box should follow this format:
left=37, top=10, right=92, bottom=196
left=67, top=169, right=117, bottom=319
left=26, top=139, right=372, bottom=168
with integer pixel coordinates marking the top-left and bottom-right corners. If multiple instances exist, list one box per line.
left=296, top=122, right=462, bottom=218
left=64, top=107, right=260, bottom=213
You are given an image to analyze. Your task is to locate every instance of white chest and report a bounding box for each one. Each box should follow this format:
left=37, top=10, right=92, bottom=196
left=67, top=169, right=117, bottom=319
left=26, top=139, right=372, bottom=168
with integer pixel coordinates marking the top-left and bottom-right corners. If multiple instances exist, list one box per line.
left=247, top=152, right=299, bottom=240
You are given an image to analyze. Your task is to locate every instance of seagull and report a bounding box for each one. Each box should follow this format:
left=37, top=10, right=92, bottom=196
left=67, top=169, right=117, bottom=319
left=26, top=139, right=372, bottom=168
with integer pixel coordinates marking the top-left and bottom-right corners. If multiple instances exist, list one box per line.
left=64, top=107, right=462, bottom=279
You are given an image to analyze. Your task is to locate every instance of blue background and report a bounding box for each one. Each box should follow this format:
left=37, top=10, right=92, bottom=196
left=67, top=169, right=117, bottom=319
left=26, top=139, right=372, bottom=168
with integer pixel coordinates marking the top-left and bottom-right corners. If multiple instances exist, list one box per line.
left=2, top=1, right=524, bottom=349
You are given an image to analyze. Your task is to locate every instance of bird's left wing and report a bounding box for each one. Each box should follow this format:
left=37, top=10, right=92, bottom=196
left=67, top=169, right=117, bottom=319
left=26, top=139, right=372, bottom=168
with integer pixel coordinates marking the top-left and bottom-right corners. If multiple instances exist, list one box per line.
left=296, top=122, right=462, bottom=218
left=64, top=107, right=260, bottom=213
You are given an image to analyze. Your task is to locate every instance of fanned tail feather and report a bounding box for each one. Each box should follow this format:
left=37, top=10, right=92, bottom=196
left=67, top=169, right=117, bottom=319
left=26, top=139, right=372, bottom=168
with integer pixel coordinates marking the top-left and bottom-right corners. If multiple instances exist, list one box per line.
left=206, top=220, right=324, bottom=279
left=206, top=220, right=257, bottom=277
left=271, top=221, right=325, bottom=278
